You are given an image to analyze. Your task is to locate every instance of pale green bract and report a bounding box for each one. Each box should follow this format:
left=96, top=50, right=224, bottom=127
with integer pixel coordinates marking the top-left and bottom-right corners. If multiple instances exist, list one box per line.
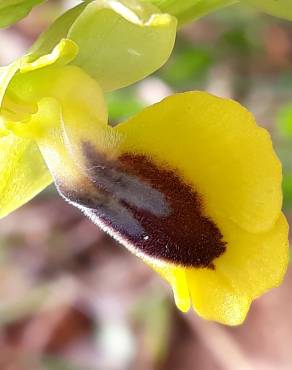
left=31, top=0, right=177, bottom=91
left=0, top=0, right=45, bottom=28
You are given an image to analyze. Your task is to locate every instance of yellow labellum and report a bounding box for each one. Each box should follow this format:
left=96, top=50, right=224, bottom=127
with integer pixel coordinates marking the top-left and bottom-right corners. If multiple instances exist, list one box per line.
left=0, top=53, right=288, bottom=325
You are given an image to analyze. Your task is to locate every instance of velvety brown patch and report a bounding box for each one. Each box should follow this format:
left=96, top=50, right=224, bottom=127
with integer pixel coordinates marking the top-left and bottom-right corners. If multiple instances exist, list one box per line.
left=117, top=154, right=226, bottom=268
left=60, top=143, right=226, bottom=268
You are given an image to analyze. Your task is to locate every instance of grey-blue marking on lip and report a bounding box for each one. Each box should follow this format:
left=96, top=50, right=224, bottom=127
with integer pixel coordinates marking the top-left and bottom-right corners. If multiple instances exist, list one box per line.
left=82, top=141, right=171, bottom=218
left=57, top=184, right=145, bottom=237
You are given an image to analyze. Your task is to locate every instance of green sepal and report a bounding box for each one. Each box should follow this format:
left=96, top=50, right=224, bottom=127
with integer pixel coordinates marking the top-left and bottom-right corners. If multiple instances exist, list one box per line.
left=30, top=0, right=177, bottom=91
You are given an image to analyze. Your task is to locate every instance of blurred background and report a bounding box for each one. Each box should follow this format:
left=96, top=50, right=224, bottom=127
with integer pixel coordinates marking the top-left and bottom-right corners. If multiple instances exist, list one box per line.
left=1, top=1, right=292, bottom=369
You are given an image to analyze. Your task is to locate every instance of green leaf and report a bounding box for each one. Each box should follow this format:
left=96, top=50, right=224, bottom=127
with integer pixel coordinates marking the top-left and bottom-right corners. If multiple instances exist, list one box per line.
left=0, top=0, right=45, bottom=28
left=245, top=0, right=292, bottom=21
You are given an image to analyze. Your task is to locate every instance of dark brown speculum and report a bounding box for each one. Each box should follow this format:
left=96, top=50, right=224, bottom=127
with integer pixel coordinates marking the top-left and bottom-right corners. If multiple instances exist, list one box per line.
left=59, top=142, right=226, bottom=268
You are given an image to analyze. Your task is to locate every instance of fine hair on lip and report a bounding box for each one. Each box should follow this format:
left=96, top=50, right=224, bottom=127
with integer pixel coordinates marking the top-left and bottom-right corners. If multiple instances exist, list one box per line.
left=59, top=142, right=226, bottom=269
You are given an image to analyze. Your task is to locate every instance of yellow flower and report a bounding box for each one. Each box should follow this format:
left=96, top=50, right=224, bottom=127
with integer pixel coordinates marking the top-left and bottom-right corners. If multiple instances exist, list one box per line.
left=0, top=39, right=288, bottom=326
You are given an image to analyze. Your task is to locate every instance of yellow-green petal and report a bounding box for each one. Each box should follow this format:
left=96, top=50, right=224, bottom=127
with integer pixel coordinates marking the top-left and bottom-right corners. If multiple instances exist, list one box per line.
left=0, top=61, right=21, bottom=105
left=5, top=65, right=107, bottom=132
left=0, top=39, right=78, bottom=115
left=1, top=62, right=108, bottom=186
left=0, top=40, right=84, bottom=218
left=0, top=130, right=52, bottom=218
left=21, top=38, right=78, bottom=73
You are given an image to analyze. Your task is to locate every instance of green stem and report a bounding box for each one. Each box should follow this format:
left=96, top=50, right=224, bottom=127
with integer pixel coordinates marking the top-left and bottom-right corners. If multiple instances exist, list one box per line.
left=144, top=0, right=239, bottom=26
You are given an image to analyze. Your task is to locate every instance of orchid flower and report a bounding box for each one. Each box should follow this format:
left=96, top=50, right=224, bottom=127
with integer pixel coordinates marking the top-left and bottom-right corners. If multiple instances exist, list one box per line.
left=0, top=0, right=289, bottom=325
